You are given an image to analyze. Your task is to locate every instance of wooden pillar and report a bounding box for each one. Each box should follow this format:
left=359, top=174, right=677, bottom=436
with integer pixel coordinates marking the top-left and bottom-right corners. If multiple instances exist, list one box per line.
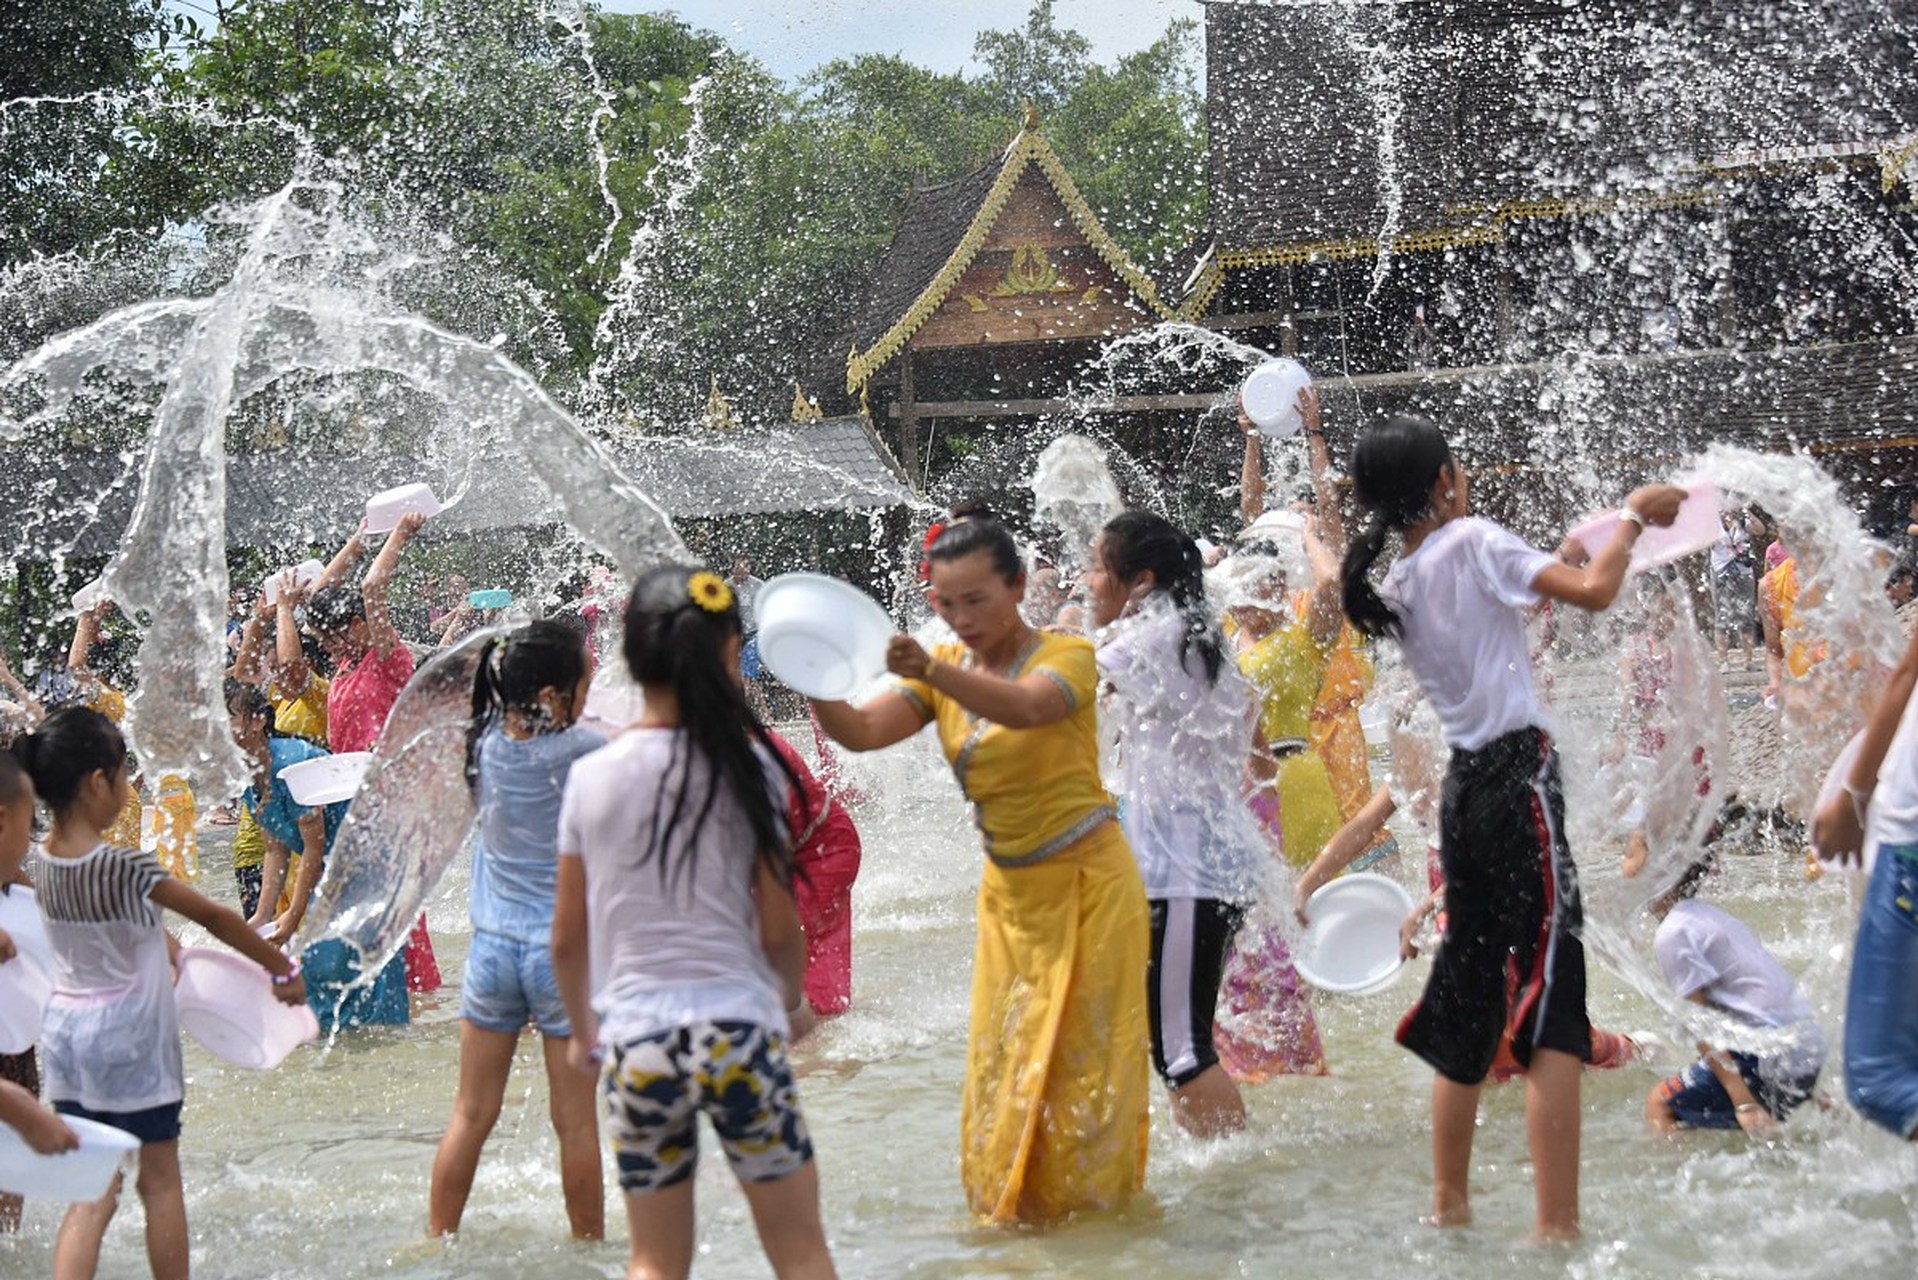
left=896, top=351, right=924, bottom=488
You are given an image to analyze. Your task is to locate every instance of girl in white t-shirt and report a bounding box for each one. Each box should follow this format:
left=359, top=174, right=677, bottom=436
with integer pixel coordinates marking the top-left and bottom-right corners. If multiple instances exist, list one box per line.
left=12, top=708, right=304, bottom=1279
left=550, top=566, right=836, bottom=1280
left=1085, top=509, right=1264, bottom=1139
left=1340, top=414, right=1682, bottom=1241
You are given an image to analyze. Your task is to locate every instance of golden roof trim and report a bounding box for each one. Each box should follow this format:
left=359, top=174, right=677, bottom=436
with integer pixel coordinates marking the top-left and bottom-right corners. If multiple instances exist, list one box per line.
left=847, top=127, right=1174, bottom=394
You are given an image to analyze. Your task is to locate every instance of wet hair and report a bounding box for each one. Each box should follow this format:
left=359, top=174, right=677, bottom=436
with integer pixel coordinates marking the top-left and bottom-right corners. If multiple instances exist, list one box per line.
left=465, top=620, right=591, bottom=791
left=305, top=585, right=366, bottom=634
left=0, top=751, right=28, bottom=806
left=224, top=677, right=273, bottom=726
left=1099, top=510, right=1225, bottom=684
left=925, top=501, right=1022, bottom=585
left=620, top=565, right=803, bottom=894
left=9, top=707, right=125, bottom=815
left=1669, top=851, right=1717, bottom=901
left=1341, top=415, right=1456, bottom=639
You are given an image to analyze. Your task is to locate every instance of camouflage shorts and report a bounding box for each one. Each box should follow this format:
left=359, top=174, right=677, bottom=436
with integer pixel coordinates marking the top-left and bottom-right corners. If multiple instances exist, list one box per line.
left=601, top=1020, right=813, bottom=1192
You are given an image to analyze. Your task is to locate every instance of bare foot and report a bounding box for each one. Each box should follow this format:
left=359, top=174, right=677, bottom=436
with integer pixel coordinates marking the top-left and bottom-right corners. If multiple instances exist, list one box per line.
left=1421, top=1204, right=1473, bottom=1228
left=1526, top=1223, right=1583, bottom=1245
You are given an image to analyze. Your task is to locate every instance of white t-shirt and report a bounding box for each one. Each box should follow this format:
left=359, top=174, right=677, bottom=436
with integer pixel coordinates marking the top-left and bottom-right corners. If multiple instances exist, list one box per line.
left=557, top=729, right=789, bottom=1044
left=1865, top=677, right=1918, bottom=865
left=1381, top=516, right=1556, bottom=750
left=1654, top=898, right=1825, bottom=1073
left=1097, top=599, right=1264, bottom=901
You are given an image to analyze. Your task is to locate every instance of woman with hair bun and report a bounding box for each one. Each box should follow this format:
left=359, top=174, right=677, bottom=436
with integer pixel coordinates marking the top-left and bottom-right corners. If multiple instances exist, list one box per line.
left=812, top=503, right=1150, bottom=1225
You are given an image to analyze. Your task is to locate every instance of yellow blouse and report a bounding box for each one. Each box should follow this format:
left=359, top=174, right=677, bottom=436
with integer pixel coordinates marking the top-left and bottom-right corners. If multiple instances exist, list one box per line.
left=268, top=673, right=331, bottom=743
left=897, top=632, right=1116, bottom=866
left=1237, top=621, right=1333, bottom=744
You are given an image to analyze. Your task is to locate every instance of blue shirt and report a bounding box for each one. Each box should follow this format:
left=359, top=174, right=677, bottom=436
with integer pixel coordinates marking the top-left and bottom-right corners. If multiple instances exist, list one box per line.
left=471, top=724, right=606, bottom=941
left=244, top=737, right=348, bottom=853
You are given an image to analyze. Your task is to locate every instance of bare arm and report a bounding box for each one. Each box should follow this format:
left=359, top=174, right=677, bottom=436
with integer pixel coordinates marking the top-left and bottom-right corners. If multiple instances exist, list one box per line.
left=1813, top=620, right=1918, bottom=864
left=811, top=690, right=932, bottom=753
left=0, top=652, right=42, bottom=723
left=1299, top=388, right=1347, bottom=552
left=888, top=635, right=1071, bottom=730
left=68, top=604, right=104, bottom=673
left=551, top=855, right=598, bottom=1070
left=313, top=521, right=367, bottom=591
left=1302, top=519, right=1345, bottom=647
left=229, top=594, right=275, bottom=684
left=272, top=592, right=313, bottom=698
left=250, top=833, right=290, bottom=931
left=270, top=809, right=329, bottom=943
left=150, top=877, right=305, bottom=1004
left=1295, top=784, right=1397, bottom=921
left=753, top=861, right=806, bottom=1014
left=361, top=511, right=424, bottom=657
left=0, top=1079, right=77, bottom=1155
left=1532, top=484, right=1686, bottom=612
left=1238, top=411, right=1265, bottom=525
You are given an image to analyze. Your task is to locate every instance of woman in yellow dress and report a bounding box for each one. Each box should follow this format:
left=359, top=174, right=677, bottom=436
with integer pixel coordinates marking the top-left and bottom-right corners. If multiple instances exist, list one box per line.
left=811, top=508, right=1150, bottom=1226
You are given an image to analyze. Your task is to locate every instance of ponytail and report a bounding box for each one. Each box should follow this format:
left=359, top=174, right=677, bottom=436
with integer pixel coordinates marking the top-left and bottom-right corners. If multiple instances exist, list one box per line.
left=1342, top=414, right=1456, bottom=641
left=465, top=637, right=504, bottom=793
left=12, top=707, right=125, bottom=815
left=1099, top=510, right=1225, bottom=685
left=1341, top=515, right=1402, bottom=640
left=622, top=566, right=804, bottom=896
left=466, top=621, right=592, bottom=793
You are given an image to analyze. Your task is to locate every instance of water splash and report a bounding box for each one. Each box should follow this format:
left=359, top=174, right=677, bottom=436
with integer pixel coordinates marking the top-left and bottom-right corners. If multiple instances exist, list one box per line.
left=1028, top=434, right=1123, bottom=575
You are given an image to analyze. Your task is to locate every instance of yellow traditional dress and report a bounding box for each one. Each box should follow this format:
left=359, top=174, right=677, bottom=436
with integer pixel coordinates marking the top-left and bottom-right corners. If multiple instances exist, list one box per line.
left=897, top=631, right=1150, bottom=1225
left=1236, top=621, right=1344, bottom=866
left=1308, top=621, right=1377, bottom=823
left=83, top=683, right=144, bottom=851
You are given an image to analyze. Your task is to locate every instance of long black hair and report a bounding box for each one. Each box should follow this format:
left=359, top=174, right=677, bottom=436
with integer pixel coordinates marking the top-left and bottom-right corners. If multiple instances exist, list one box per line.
left=1099, top=510, right=1225, bottom=684
left=925, top=501, right=1022, bottom=584
left=1342, top=414, right=1456, bottom=639
left=10, top=707, right=125, bottom=816
left=465, top=620, right=591, bottom=791
left=622, top=565, right=803, bottom=894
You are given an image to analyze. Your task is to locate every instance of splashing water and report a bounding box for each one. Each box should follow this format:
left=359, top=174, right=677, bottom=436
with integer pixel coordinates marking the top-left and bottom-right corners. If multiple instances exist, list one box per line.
left=1029, top=434, right=1124, bottom=575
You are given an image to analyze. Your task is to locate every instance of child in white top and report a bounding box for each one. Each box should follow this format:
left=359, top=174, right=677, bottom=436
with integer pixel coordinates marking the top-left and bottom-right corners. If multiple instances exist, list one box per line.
left=13, top=708, right=303, bottom=1279
left=1341, top=413, right=1682, bottom=1241
left=551, top=566, right=836, bottom=1280
left=1645, top=855, right=1825, bottom=1134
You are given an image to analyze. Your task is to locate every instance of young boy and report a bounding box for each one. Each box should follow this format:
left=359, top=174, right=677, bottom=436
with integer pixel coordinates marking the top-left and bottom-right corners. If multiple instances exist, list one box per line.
left=1645, top=855, right=1826, bottom=1134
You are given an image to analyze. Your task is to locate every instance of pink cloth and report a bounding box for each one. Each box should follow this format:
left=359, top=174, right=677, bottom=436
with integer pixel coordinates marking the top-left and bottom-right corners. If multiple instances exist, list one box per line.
left=326, top=643, right=415, bottom=754
left=769, top=733, right=863, bottom=1016
left=1213, top=791, right=1327, bottom=1080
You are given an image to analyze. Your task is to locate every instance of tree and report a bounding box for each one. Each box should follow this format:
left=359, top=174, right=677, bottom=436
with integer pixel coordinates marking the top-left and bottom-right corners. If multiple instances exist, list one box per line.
left=973, top=0, right=1092, bottom=117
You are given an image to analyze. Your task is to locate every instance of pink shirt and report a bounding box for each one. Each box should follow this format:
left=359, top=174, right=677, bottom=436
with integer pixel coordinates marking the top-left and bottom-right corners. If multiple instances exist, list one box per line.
left=327, top=643, right=415, bottom=753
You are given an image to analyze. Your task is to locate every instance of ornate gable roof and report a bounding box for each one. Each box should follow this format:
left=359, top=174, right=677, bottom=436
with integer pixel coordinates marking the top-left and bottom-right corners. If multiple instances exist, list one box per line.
left=845, top=115, right=1174, bottom=394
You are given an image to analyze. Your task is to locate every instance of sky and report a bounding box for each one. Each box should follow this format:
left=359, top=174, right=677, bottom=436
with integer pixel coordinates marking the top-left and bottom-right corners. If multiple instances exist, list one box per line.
left=600, top=0, right=1205, bottom=82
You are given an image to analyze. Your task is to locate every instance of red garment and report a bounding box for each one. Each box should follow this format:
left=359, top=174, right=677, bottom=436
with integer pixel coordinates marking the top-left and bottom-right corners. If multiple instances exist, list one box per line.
left=769, top=732, right=863, bottom=1015
left=404, top=913, right=441, bottom=993
left=327, top=643, right=415, bottom=755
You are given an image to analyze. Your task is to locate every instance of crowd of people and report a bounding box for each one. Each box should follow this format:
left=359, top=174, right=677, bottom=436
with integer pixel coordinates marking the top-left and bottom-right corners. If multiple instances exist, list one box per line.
left=0, top=397, right=1913, bottom=1280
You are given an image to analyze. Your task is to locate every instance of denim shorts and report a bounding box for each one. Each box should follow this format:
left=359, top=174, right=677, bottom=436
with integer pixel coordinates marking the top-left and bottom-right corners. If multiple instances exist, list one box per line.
left=460, top=929, right=571, bottom=1037
left=1655, top=1050, right=1817, bottom=1129
left=1845, top=842, right=1918, bottom=1138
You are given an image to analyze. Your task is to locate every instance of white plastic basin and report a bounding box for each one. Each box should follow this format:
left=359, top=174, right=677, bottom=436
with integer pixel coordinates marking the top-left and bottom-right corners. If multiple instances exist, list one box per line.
left=1567, top=483, right=1721, bottom=572
left=279, top=752, right=372, bottom=807
left=1240, top=358, right=1314, bottom=438
left=262, top=559, right=325, bottom=605
left=363, top=483, right=442, bottom=534
left=754, top=574, right=894, bottom=702
left=0, top=887, right=54, bottom=1055
left=174, top=947, right=318, bottom=1070
left=1294, top=872, right=1415, bottom=995
left=0, top=1113, right=141, bottom=1201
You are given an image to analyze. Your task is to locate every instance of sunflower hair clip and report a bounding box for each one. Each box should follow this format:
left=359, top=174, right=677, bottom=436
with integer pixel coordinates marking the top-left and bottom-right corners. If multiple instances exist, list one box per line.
left=688, top=570, right=735, bottom=614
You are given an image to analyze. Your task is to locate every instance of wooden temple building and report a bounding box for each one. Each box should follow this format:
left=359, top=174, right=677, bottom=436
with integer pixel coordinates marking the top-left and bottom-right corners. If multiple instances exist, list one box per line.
left=837, top=0, right=1918, bottom=534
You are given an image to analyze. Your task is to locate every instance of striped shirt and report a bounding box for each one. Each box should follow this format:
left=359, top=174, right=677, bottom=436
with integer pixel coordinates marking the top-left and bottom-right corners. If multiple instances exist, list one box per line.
left=36, top=843, right=183, bottom=1112
left=36, top=844, right=165, bottom=927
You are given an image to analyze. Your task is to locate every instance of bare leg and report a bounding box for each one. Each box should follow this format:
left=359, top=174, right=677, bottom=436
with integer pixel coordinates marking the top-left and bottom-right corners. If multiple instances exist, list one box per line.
left=0, top=1191, right=21, bottom=1232
left=622, top=1180, right=696, bottom=1280
left=1169, top=1064, right=1248, bottom=1138
left=135, top=1141, right=189, bottom=1280
left=1643, top=1082, right=1682, bottom=1135
left=1525, top=1047, right=1583, bottom=1242
left=540, top=1034, right=605, bottom=1240
left=52, top=1171, right=120, bottom=1280
left=428, top=1022, right=520, bottom=1235
left=1429, top=1074, right=1480, bottom=1226
left=738, top=1161, right=837, bottom=1280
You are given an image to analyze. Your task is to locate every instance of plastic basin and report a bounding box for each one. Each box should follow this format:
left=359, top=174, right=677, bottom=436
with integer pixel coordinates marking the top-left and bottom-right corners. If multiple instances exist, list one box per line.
left=754, top=574, right=894, bottom=701
left=468, top=589, right=512, bottom=609
left=0, top=1114, right=141, bottom=1201
left=1567, top=483, right=1721, bottom=572
left=0, top=887, right=54, bottom=1054
left=279, top=752, right=372, bottom=807
left=1240, top=359, right=1314, bottom=438
left=1294, top=872, right=1415, bottom=995
left=363, top=483, right=442, bottom=534
left=173, top=947, right=318, bottom=1070
left=262, top=559, right=325, bottom=605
